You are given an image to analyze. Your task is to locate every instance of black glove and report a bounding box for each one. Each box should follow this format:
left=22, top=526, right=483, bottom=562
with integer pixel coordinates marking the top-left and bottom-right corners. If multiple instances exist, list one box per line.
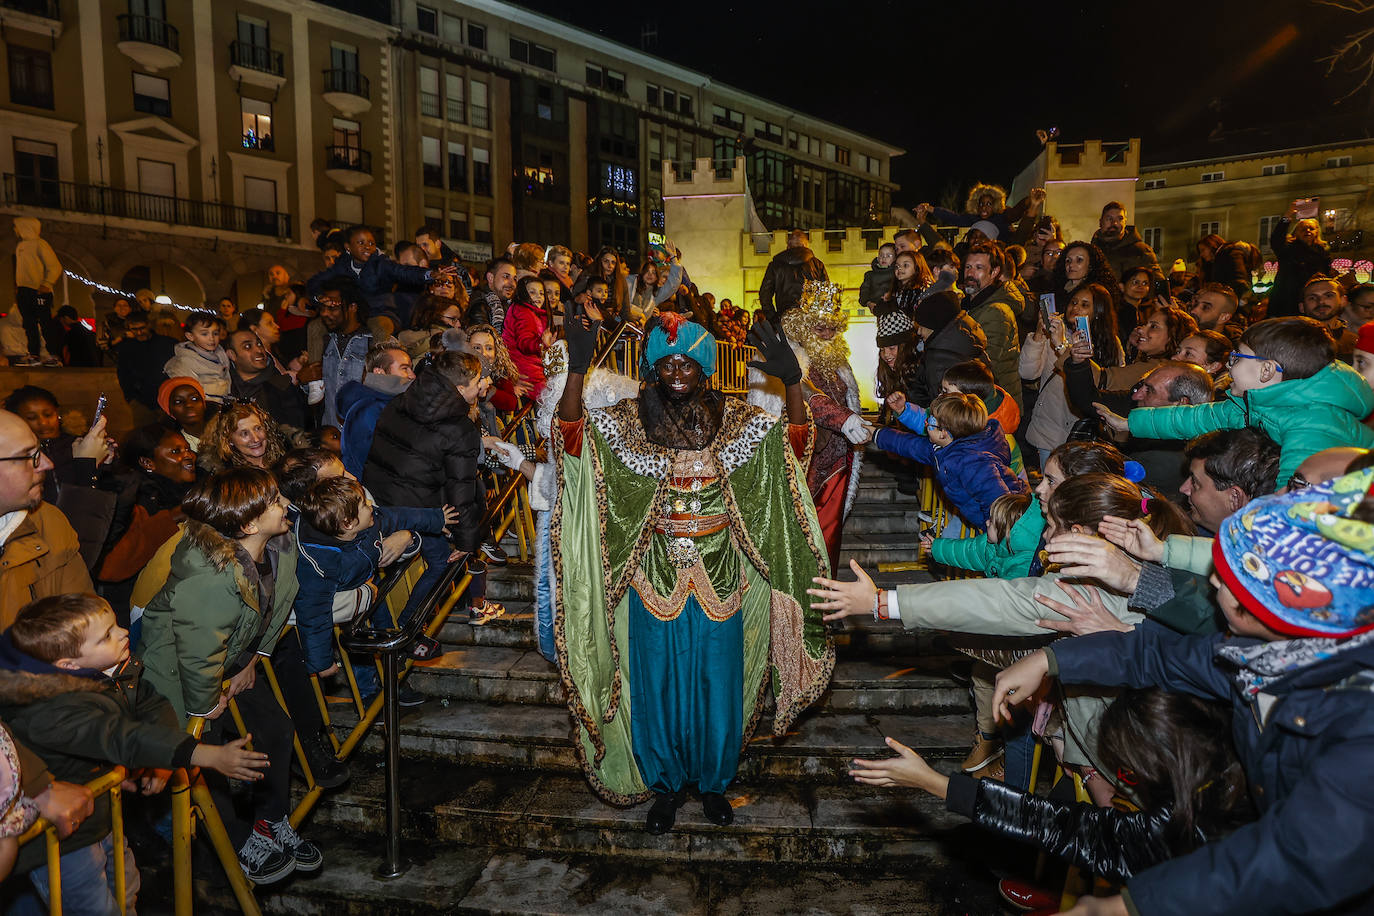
left=564, top=299, right=601, bottom=374
left=747, top=322, right=802, bottom=386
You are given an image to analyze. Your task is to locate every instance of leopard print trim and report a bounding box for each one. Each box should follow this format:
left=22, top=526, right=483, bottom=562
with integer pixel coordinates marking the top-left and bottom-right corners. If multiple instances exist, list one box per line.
left=630, top=562, right=748, bottom=623
left=768, top=590, right=836, bottom=735
left=588, top=397, right=777, bottom=480
left=549, top=422, right=608, bottom=770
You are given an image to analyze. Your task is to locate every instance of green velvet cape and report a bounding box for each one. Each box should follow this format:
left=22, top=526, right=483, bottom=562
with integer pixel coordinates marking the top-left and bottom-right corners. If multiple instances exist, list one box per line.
left=552, top=396, right=835, bottom=804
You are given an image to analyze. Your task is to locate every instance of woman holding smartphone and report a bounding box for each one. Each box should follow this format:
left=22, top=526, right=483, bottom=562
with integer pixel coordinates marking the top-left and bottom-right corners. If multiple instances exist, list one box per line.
left=1268, top=199, right=1333, bottom=318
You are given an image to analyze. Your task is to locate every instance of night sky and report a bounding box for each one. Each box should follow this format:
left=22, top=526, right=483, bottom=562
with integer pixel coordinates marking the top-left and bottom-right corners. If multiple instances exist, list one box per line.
left=512, top=0, right=1374, bottom=205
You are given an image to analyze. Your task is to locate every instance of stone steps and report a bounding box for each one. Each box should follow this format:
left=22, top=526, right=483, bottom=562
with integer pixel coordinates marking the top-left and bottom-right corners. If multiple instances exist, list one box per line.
left=252, top=826, right=1006, bottom=916
left=301, top=756, right=974, bottom=866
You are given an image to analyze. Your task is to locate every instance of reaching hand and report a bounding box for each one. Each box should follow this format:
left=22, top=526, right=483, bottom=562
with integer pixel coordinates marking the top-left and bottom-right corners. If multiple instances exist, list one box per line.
left=378, top=530, right=413, bottom=566
left=1093, top=403, right=1129, bottom=434
left=563, top=299, right=600, bottom=374
left=886, top=392, right=907, bottom=415
left=841, top=415, right=873, bottom=445
left=746, top=322, right=802, bottom=386
left=993, top=650, right=1050, bottom=725
left=1034, top=580, right=1134, bottom=636
left=1098, top=515, right=1165, bottom=563
left=807, top=559, right=879, bottom=620
left=1044, top=533, right=1142, bottom=593
left=849, top=737, right=949, bottom=797
left=484, top=437, right=526, bottom=471
left=196, top=736, right=270, bottom=781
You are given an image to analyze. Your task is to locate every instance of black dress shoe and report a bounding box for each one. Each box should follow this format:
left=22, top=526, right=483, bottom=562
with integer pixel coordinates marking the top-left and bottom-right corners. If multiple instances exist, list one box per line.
left=699, top=792, right=734, bottom=826
left=644, top=791, right=682, bottom=834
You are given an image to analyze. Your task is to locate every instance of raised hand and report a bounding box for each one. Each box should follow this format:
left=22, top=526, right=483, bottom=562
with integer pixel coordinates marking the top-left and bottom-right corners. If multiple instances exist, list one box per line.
left=849, top=736, right=948, bottom=797
left=563, top=299, right=600, bottom=374
left=1034, top=580, right=1134, bottom=636
left=1093, top=403, right=1128, bottom=434
left=1097, top=515, right=1165, bottom=563
left=993, top=650, right=1051, bottom=725
left=746, top=322, right=802, bottom=386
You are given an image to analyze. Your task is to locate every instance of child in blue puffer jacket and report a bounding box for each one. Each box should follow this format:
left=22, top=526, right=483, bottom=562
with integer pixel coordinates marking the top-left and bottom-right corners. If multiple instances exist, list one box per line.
left=872, top=392, right=1027, bottom=530
left=294, top=477, right=457, bottom=692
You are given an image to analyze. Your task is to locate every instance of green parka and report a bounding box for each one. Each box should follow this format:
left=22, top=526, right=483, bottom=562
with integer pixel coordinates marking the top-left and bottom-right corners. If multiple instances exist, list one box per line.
left=1126, top=361, right=1374, bottom=484
left=136, top=521, right=298, bottom=723
left=930, top=495, right=1045, bottom=579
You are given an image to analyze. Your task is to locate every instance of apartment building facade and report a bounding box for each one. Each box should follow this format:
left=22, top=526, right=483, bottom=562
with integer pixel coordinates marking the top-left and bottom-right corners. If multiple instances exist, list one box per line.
left=0, top=0, right=901, bottom=316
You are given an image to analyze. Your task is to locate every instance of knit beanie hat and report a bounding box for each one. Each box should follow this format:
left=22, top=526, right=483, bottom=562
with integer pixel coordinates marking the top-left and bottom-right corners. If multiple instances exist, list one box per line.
left=874, top=305, right=917, bottom=348
left=970, top=219, right=1000, bottom=241
left=914, top=290, right=961, bottom=334
left=1357, top=320, right=1374, bottom=356
left=157, top=376, right=206, bottom=417
left=1213, top=467, right=1374, bottom=637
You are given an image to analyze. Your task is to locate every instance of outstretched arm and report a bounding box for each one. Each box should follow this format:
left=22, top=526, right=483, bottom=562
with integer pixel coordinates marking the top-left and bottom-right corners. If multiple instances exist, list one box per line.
left=747, top=322, right=806, bottom=425
left=558, top=301, right=600, bottom=422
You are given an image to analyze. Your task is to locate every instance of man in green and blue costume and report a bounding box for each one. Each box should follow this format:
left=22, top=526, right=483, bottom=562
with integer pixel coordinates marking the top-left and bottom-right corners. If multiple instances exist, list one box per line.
left=553, top=306, right=835, bottom=833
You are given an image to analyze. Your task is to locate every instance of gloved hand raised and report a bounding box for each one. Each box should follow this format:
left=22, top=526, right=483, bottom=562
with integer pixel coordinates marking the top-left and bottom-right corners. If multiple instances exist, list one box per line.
left=564, top=299, right=601, bottom=374
left=746, top=322, right=802, bottom=386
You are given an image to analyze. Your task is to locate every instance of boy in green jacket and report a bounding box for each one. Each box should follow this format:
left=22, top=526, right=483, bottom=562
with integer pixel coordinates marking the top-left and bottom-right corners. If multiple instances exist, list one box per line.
left=0, top=594, right=266, bottom=915
left=1097, top=317, right=1374, bottom=485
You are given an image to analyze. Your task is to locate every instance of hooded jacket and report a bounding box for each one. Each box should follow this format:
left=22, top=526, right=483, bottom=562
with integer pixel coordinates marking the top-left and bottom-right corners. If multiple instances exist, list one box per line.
left=502, top=300, right=550, bottom=399
left=304, top=252, right=432, bottom=322
left=12, top=217, right=61, bottom=291
left=1049, top=624, right=1374, bottom=916
left=293, top=505, right=440, bottom=672
left=0, top=642, right=195, bottom=873
left=0, top=503, right=92, bottom=630
left=962, top=282, right=1023, bottom=408
left=911, top=311, right=989, bottom=408
left=930, top=494, right=1044, bottom=579
left=873, top=419, right=1026, bottom=528
left=337, top=373, right=411, bottom=479
left=1126, top=361, right=1374, bottom=483
left=164, top=341, right=232, bottom=402
left=136, top=520, right=298, bottom=722
left=758, top=246, right=829, bottom=323
left=859, top=260, right=895, bottom=310
left=1091, top=225, right=1162, bottom=282
left=364, top=367, right=483, bottom=554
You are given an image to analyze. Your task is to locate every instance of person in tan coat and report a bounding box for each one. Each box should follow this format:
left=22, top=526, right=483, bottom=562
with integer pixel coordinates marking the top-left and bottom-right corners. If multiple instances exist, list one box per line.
left=0, top=410, right=92, bottom=629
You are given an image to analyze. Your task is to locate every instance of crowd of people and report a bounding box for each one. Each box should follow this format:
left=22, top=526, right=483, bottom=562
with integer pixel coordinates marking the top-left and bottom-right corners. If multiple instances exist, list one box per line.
left=0, top=179, right=1371, bottom=916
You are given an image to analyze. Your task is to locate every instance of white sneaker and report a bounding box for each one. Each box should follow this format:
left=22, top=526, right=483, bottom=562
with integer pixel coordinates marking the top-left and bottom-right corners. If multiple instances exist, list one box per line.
left=238, top=824, right=296, bottom=885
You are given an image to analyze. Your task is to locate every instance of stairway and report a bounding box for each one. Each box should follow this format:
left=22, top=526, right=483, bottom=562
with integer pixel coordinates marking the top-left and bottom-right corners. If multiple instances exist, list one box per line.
left=257, top=456, right=1001, bottom=915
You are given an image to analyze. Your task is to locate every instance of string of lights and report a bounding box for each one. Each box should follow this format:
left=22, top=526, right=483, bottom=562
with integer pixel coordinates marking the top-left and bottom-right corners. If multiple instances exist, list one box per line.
left=62, top=269, right=192, bottom=311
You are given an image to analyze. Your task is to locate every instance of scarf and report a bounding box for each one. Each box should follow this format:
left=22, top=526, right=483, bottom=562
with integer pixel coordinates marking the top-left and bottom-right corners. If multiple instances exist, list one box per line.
left=1215, top=629, right=1374, bottom=697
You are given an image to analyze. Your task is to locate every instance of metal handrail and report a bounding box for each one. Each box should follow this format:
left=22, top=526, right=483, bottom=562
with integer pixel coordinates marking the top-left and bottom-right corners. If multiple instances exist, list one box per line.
left=229, top=40, right=283, bottom=76
left=17, top=766, right=128, bottom=916
left=322, top=68, right=369, bottom=98
left=117, top=13, right=178, bottom=51
left=325, top=146, right=372, bottom=173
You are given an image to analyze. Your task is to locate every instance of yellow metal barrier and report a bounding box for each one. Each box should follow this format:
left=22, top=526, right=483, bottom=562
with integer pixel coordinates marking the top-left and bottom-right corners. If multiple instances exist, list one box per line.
left=16, top=766, right=128, bottom=916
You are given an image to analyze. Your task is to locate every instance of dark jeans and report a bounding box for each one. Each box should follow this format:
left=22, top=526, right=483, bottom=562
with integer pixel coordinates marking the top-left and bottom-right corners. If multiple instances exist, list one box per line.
left=269, top=630, right=325, bottom=738
left=16, top=286, right=58, bottom=357
left=203, top=676, right=294, bottom=849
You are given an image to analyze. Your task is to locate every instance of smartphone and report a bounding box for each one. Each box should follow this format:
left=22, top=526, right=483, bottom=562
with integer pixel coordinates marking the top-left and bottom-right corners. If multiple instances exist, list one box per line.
left=1039, top=292, right=1057, bottom=328
left=1295, top=197, right=1320, bottom=220
left=1074, top=315, right=1091, bottom=348
left=92, top=393, right=107, bottom=427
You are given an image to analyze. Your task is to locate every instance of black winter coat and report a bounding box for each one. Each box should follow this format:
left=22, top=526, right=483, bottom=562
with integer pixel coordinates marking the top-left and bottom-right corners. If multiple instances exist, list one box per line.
left=364, top=367, right=484, bottom=554
left=945, top=772, right=1191, bottom=884
left=910, top=312, right=988, bottom=407
left=1199, top=242, right=1255, bottom=302
left=230, top=365, right=310, bottom=433
left=1268, top=217, right=1333, bottom=318
left=113, top=335, right=176, bottom=411
left=758, top=246, right=828, bottom=324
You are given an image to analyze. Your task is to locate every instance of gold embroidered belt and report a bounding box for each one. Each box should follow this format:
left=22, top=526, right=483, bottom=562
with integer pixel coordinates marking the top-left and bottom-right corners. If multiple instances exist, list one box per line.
left=653, top=512, right=730, bottom=538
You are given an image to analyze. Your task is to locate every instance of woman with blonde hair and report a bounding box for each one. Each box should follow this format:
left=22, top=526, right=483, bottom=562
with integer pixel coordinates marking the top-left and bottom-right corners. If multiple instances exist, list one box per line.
left=1268, top=203, right=1333, bottom=317
left=198, top=401, right=290, bottom=473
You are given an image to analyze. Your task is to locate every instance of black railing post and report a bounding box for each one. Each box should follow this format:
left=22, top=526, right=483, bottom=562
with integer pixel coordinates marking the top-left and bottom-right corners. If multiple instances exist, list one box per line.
left=376, top=648, right=406, bottom=879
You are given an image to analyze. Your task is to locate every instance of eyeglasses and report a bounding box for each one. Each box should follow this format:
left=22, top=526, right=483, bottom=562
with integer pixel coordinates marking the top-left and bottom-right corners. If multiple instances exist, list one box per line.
left=0, top=446, right=46, bottom=468
left=1227, top=351, right=1283, bottom=373
left=925, top=419, right=943, bottom=433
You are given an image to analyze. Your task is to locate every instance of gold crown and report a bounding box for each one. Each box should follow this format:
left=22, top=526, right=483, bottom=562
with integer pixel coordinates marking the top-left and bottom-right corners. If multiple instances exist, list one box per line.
left=783, top=280, right=848, bottom=340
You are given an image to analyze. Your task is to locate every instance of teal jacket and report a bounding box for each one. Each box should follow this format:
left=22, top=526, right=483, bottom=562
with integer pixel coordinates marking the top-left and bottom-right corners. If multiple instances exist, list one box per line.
left=930, top=495, right=1044, bottom=579
left=1126, top=361, right=1374, bottom=483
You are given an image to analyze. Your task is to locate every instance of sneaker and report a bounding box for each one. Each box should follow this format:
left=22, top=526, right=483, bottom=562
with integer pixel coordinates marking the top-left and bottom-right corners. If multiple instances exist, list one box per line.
left=974, top=758, right=1005, bottom=782
left=960, top=735, right=1004, bottom=773
left=10, top=355, right=40, bottom=366
left=238, top=823, right=296, bottom=885
left=267, top=817, right=323, bottom=873
left=299, top=730, right=350, bottom=789
left=397, top=685, right=427, bottom=707
left=479, top=541, right=508, bottom=566
left=469, top=601, right=506, bottom=626
left=39, top=356, right=61, bottom=367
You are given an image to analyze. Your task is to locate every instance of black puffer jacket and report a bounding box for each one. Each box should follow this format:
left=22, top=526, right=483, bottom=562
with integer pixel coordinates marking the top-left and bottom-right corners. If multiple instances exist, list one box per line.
left=910, top=311, right=988, bottom=407
left=945, top=773, right=1192, bottom=884
left=363, top=367, right=483, bottom=554
left=1267, top=217, right=1333, bottom=318
left=758, top=246, right=828, bottom=324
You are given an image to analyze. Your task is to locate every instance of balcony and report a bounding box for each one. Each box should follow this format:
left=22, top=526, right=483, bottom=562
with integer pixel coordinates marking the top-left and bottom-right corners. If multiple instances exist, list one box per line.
left=1, top=0, right=63, bottom=38
left=116, top=13, right=180, bottom=71
left=322, top=68, right=370, bottom=116
left=228, top=40, right=285, bottom=91
left=324, top=145, right=372, bottom=190
left=2, top=174, right=292, bottom=239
